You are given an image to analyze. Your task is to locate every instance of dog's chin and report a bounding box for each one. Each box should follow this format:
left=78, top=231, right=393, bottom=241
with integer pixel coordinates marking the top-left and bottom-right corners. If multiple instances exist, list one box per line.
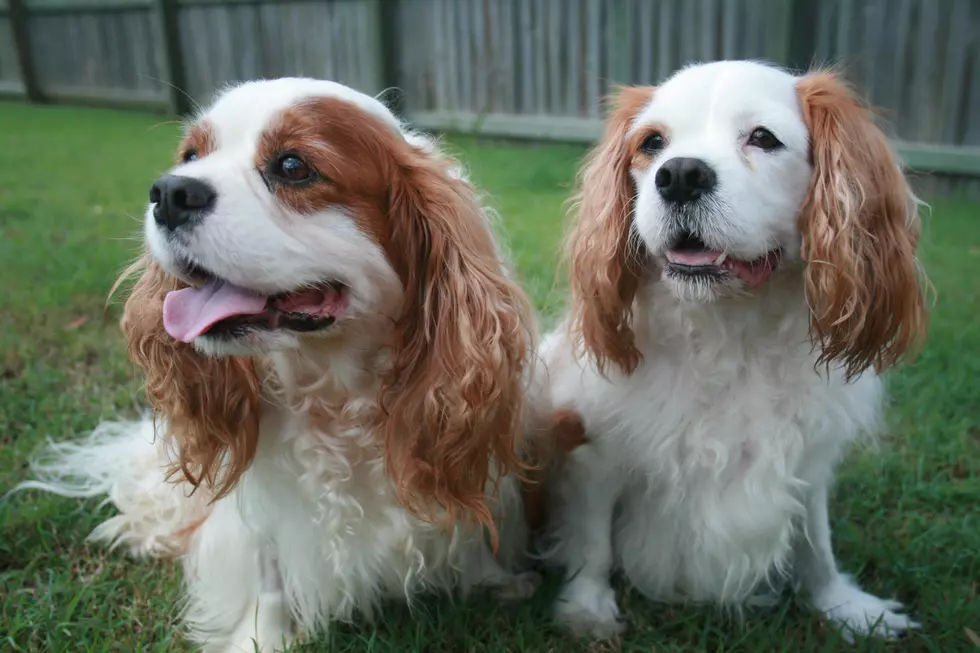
left=661, top=266, right=746, bottom=303
left=191, top=328, right=304, bottom=357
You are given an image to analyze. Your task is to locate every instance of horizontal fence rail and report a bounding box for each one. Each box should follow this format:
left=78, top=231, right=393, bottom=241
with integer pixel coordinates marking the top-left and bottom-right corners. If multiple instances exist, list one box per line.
left=1, top=0, right=979, bottom=193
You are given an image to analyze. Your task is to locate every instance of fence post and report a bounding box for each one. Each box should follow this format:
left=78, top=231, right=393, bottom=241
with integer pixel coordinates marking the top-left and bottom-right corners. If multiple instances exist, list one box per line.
left=367, top=0, right=403, bottom=118
left=786, top=0, right=820, bottom=74
left=153, top=0, right=191, bottom=115
left=8, top=0, right=42, bottom=102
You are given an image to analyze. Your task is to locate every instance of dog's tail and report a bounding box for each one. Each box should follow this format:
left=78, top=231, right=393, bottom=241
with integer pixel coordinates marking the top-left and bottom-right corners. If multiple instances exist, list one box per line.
left=14, top=417, right=210, bottom=559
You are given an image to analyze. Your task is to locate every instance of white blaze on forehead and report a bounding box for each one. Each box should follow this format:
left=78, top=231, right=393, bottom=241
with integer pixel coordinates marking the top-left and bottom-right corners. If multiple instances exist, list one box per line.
left=630, top=61, right=809, bottom=154
left=198, top=77, right=402, bottom=151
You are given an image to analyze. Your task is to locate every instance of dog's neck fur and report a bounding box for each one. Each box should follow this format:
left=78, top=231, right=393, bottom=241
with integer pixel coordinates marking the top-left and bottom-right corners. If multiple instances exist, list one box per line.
left=633, top=264, right=817, bottom=370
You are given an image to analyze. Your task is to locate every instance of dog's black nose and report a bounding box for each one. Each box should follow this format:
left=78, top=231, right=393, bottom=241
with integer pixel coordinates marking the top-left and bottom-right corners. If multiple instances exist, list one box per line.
left=655, top=157, right=717, bottom=204
left=149, top=175, right=216, bottom=231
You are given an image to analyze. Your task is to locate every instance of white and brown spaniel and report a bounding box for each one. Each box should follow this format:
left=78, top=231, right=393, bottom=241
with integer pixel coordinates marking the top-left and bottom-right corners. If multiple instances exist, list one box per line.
left=539, top=60, right=927, bottom=641
left=21, top=78, right=549, bottom=652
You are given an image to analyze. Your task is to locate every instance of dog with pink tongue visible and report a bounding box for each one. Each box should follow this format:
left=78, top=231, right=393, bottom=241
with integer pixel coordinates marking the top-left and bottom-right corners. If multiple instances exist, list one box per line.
left=15, top=77, right=551, bottom=653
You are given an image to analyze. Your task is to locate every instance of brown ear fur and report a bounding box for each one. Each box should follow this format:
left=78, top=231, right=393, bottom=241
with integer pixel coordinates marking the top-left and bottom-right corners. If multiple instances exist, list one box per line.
left=566, top=86, right=654, bottom=375
left=120, top=257, right=261, bottom=498
left=380, top=148, right=534, bottom=534
left=797, top=72, right=927, bottom=379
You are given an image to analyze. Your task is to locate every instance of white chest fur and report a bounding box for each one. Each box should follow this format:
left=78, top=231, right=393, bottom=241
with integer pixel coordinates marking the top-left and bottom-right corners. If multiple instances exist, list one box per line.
left=230, top=405, right=455, bottom=629
left=544, top=285, right=884, bottom=603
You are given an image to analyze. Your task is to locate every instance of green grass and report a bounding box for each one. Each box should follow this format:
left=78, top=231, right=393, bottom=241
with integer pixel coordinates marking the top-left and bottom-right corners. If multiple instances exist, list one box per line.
left=0, top=100, right=978, bottom=653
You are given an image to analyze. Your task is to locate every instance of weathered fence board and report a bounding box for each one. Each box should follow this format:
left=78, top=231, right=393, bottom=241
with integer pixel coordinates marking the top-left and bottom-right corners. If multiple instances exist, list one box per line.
left=0, top=0, right=978, bottom=191
left=0, top=9, right=24, bottom=93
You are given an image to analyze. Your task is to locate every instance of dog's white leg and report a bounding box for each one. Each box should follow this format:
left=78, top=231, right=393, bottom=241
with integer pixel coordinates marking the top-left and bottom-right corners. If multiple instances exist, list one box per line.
left=551, top=447, right=624, bottom=639
left=185, top=499, right=296, bottom=653
left=795, top=482, right=919, bottom=641
left=218, top=552, right=295, bottom=653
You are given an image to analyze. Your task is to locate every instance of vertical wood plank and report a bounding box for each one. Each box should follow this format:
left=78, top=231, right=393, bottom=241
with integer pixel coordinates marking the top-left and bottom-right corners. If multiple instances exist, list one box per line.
left=547, top=0, right=561, bottom=114
left=657, top=0, right=675, bottom=81
left=373, top=0, right=400, bottom=110
left=8, top=0, right=42, bottom=101
left=859, top=0, right=883, bottom=100
left=607, top=0, right=630, bottom=86
left=835, top=0, right=853, bottom=58
left=639, top=0, right=654, bottom=83
left=722, top=0, right=738, bottom=59
left=500, top=0, right=515, bottom=113
left=681, top=0, right=698, bottom=65
left=131, top=10, right=150, bottom=91
left=814, top=0, right=836, bottom=64
left=471, top=0, right=486, bottom=113
left=442, top=0, right=459, bottom=112
left=964, top=20, right=980, bottom=146
left=487, top=0, right=501, bottom=113
left=940, top=0, right=972, bottom=144
left=432, top=0, right=448, bottom=111
left=889, top=0, right=913, bottom=137
left=533, top=0, right=547, bottom=113
left=564, top=0, right=580, bottom=116
left=154, top=0, right=190, bottom=115
left=585, top=0, right=600, bottom=117
left=458, top=0, right=473, bottom=112
left=519, top=0, right=533, bottom=113
left=699, top=0, right=717, bottom=62
left=910, top=0, right=939, bottom=142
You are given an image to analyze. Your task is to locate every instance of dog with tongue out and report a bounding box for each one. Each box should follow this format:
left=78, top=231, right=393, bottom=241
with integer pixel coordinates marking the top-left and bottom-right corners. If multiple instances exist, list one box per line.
left=19, top=77, right=548, bottom=651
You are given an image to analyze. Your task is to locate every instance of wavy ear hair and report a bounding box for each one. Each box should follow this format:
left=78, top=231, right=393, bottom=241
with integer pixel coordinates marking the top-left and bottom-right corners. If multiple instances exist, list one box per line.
left=120, top=258, right=261, bottom=500
left=565, top=86, right=655, bottom=376
left=380, top=138, right=534, bottom=533
left=797, top=71, right=927, bottom=379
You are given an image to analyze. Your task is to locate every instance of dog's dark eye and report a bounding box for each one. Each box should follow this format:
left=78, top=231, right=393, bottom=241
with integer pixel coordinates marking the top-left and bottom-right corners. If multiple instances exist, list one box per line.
left=747, top=127, right=783, bottom=151
left=640, top=132, right=666, bottom=155
left=272, top=154, right=314, bottom=183
left=182, top=149, right=198, bottom=163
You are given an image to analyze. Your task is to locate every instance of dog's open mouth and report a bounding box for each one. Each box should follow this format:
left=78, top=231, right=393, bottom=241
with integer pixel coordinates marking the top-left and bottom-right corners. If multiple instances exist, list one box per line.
left=162, top=263, right=347, bottom=343
left=664, top=232, right=780, bottom=287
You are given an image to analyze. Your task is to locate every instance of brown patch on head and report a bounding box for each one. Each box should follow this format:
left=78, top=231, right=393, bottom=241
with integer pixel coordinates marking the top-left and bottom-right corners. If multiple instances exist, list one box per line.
left=252, top=96, right=535, bottom=537
left=796, top=71, right=927, bottom=379
left=119, top=256, right=261, bottom=501
left=253, top=99, right=396, bottom=242
left=628, top=122, right=669, bottom=172
left=177, top=120, right=216, bottom=163
left=566, top=85, right=655, bottom=376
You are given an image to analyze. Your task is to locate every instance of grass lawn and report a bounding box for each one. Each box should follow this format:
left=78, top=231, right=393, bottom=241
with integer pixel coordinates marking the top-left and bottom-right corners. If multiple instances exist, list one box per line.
left=1, top=100, right=978, bottom=653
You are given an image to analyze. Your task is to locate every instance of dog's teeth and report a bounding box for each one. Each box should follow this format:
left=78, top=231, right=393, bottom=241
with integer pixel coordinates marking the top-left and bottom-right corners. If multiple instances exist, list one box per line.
left=714, top=252, right=728, bottom=265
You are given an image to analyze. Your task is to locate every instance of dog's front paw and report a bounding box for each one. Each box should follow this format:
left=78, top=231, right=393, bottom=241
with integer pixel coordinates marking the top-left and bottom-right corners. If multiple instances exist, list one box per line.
left=812, top=578, right=919, bottom=641
left=208, top=591, right=296, bottom=653
left=494, top=570, right=543, bottom=601
left=554, top=576, right=624, bottom=639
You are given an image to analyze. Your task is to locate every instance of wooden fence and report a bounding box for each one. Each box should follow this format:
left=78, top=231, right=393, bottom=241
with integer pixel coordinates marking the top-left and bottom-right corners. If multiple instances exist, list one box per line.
left=2, top=0, right=980, bottom=193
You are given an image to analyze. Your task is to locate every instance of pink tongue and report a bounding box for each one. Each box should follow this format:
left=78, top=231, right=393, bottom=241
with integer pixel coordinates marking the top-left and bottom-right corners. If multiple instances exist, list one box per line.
left=163, top=279, right=268, bottom=343
left=665, top=249, right=723, bottom=266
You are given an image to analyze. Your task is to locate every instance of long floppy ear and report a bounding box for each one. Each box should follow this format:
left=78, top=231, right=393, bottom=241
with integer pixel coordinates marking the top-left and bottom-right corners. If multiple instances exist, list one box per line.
left=120, top=256, right=261, bottom=499
left=797, top=71, right=927, bottom=379
left=566, top=86, right=654, bottom=375
left=380, top=148, right=534, bottom=533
